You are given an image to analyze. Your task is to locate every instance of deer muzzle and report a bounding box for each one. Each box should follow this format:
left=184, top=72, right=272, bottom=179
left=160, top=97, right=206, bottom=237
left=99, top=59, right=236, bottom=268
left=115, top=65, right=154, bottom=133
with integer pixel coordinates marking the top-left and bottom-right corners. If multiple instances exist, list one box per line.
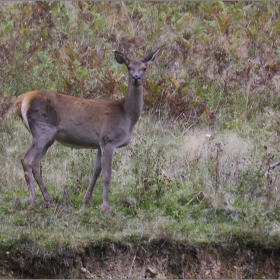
left=132, top=74, right=141, bottom=81
left=132, top=74, right=142, bottom=85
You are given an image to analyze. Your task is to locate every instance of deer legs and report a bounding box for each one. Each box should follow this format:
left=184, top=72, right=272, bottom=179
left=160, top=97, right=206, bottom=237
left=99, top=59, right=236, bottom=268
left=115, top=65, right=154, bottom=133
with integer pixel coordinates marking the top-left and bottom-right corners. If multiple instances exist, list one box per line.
left=100, top=144, right=115, bottom=212
left=82, top=148, right=102, bottom=204
left=82, top=144, right=115, bottom=212
left=21, top=155, right=37, bottom=202
left=21, top=127, right=116, bottom=211
left=21, top=136, right=54, bottom=204
left=22, top=136, right=115, bottom=211
left=33, top=161, right=53, bottom=203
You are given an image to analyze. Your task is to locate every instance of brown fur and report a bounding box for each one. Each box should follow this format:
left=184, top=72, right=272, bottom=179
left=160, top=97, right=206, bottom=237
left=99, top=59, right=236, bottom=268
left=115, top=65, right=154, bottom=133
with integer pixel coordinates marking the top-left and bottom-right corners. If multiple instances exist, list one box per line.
left=14, top=49, right=160, bottom=212
left=14, top=94, right=24, bottom=119
left=14, top=90, right=39, bottom=121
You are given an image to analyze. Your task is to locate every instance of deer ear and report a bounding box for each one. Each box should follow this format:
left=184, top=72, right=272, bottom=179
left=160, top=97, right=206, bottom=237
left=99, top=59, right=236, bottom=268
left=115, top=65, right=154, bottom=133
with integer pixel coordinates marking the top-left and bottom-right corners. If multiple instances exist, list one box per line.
left=142, top=48, right=160, bottom=65
left=113, top=50, right=130, bottom=66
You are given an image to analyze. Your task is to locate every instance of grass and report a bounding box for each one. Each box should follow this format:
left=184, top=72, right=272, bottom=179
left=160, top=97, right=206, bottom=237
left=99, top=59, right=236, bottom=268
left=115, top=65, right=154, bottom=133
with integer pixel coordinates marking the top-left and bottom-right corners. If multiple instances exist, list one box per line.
left=1, top=114, right=280, bottom=256
left=1, top=1, right=280, bottom=258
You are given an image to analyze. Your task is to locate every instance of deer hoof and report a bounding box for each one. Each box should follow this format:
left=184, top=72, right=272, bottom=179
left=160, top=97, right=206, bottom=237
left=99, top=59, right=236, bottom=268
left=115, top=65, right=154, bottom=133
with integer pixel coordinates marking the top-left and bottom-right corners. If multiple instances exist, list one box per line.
left=101, top=203, right=110, bottom=213
left=30, top=197, right=38, bottom=204
left=44, top=200, right=55, bottom=208
left=81, top=199, right=90, bottom=206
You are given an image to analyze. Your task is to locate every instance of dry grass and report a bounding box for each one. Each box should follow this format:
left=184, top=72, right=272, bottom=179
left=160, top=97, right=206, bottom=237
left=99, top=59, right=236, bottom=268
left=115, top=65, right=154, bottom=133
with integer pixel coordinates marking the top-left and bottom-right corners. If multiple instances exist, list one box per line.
left=0, top=2, right=280, bottom=256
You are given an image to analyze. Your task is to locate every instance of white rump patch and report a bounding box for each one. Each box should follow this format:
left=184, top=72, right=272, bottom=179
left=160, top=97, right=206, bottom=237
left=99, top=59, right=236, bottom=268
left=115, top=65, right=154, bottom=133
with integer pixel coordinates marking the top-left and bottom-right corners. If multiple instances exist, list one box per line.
left=21, top=97, right=30, bottom=131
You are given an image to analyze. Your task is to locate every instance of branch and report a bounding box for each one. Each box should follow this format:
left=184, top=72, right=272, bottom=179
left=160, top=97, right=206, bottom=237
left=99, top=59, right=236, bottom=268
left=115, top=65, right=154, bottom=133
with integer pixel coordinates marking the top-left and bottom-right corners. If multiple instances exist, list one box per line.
left=270, top=161, right=280, bottom=170
left=265, top=160, right=280, bottom=177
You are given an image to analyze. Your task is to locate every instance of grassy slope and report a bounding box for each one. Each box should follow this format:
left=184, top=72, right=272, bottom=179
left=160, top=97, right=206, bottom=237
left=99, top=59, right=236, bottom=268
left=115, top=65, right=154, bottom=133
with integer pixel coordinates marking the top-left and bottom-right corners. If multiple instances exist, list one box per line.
left=1, top=2, right=280, bottom=256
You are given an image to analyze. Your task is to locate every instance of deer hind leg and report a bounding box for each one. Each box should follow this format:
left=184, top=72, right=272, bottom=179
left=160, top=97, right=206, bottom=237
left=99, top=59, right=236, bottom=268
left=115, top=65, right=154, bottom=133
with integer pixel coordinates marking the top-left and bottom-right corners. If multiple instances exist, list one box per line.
left=82, top=148, right=102, bottom=205
left=32, top=141, right=54, bottom=204
left=21, top=132, right=55, bottom=203
left=21, top=147, right=37, bottom=203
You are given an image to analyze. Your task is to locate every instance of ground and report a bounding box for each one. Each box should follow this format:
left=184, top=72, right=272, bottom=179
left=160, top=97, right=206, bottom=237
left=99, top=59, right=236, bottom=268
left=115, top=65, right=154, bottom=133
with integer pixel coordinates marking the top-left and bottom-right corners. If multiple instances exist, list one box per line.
left=1, top=241, right=280, bottom=279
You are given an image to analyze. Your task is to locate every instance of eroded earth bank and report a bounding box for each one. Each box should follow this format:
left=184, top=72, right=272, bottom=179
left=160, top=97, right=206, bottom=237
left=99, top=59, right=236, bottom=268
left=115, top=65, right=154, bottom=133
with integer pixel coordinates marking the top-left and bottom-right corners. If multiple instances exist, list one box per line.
left=1, top=241, right=280, bottom=279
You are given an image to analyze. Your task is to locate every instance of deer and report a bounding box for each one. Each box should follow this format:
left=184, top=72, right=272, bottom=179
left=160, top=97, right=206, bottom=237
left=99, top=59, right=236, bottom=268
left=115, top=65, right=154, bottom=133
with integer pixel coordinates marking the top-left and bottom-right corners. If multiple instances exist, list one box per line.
left=14, top=49, right=160, bottom=212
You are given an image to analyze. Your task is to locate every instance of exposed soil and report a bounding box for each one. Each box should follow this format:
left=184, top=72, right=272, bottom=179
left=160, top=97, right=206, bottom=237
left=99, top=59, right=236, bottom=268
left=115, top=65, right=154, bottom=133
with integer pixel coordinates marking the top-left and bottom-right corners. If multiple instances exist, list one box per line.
left=1, top=240, right=280, bottom=279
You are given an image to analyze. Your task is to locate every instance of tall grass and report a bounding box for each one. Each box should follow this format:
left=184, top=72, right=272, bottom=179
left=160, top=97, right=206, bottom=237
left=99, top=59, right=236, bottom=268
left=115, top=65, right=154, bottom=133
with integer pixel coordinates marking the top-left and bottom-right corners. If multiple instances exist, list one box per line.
left=0, top=2, right=280, bottom=254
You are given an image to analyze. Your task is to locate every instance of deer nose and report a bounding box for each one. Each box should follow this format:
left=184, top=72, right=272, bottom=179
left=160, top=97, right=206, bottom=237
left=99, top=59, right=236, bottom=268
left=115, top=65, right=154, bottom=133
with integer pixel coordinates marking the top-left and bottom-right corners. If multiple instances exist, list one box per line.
left=132, top=74, right=141, bottom=81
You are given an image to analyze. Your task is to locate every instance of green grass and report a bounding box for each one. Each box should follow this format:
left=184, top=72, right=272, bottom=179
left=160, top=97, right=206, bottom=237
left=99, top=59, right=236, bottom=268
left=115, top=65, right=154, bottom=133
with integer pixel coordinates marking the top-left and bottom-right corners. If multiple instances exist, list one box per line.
left=1, top=115, right=280, bottom=256
left=1, top=1, right=280, bottom=257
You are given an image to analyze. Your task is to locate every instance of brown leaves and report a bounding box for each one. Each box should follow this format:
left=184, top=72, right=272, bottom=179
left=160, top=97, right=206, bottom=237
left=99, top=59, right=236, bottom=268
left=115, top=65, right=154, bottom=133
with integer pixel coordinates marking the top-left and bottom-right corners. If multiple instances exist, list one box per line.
left=0, top=93, right=14, bottom=118
left=216, top=13, right=232, bottom=34
left=144, top=75, right=215, bottom=126
left=165, top=94, right=210, bottom=125
left=79, top=45, right=102, bottom=69
left=99, top=68, right=125, bottom=97
left=169, top=74, right=181, bottom=90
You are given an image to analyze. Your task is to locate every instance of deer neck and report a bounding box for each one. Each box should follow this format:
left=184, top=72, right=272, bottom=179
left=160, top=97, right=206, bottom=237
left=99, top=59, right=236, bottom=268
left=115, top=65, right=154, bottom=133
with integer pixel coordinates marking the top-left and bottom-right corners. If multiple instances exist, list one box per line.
left=124, top=77, right=143, bottom=129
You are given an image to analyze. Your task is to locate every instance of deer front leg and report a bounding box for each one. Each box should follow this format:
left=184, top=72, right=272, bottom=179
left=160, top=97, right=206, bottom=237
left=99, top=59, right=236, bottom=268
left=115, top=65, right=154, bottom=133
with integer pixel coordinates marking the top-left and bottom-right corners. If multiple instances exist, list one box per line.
left=100, top=144, right=115, bottom=212
left=82, top=148, right=102, bottom=204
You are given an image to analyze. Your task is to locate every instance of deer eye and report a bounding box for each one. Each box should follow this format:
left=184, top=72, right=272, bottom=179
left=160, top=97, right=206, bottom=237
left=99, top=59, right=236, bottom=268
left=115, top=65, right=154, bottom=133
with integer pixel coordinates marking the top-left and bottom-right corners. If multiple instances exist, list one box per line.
left=143, top=67, right=147, bottom=72
left=127, top=66, right=131, bottom=70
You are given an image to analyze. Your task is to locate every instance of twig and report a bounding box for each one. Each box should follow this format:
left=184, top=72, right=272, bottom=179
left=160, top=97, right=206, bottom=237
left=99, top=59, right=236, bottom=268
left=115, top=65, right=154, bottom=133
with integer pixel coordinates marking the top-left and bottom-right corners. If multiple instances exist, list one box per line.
left=265, top=160, right=280, bottom=177
left=127, top=230, right=144, bottom=278
left=127, top=255, right=136, bottom=279
left=265, top=157, right=279, bottom=214
left=186, top=191, right=205, bottom=206
left=215, top=143, right=222, bottom=192
left=181, top=123, right=195, bottom=135
left=269, top=161, right=280, bottom=170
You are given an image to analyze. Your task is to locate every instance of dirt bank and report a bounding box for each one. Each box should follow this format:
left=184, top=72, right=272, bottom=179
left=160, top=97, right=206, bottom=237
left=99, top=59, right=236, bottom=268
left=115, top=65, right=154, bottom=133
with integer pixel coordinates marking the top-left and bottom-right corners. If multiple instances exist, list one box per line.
left=1, top=240, right=280, bottom=279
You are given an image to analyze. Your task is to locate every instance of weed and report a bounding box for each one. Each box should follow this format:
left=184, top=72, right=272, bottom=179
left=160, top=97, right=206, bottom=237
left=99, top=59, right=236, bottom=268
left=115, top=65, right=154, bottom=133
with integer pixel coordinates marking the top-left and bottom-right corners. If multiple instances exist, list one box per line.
left=0, top=1, right=280, bottom=255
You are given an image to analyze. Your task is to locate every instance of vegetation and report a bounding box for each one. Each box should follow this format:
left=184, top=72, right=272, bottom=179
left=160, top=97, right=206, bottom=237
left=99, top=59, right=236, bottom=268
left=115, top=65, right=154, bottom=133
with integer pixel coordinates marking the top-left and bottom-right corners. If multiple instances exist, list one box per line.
left=1, top=1, right=280, bottom=258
